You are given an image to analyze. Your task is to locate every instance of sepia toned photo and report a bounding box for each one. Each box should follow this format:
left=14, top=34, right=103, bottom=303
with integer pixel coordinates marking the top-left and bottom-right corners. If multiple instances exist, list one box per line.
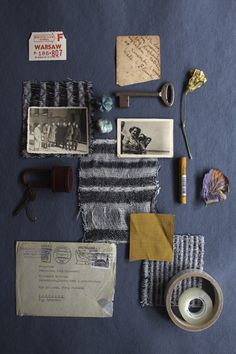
left=27, top=107, right=88, bottom=154
left=117, top=118, right=173, bottom=158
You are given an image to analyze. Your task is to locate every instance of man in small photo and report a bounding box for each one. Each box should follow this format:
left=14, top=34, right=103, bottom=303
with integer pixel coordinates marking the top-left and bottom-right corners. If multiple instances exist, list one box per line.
left=42, top=123, right=50, bottom=149
left=34, top=123, right=41, bottom=150
left=65, top=122, right=74, bottom=150
left=49, top=122, right=57, bottom=147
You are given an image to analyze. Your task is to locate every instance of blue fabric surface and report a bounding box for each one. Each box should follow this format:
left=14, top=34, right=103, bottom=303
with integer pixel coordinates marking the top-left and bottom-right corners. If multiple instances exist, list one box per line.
left=0, top=1, right=236, bottom=353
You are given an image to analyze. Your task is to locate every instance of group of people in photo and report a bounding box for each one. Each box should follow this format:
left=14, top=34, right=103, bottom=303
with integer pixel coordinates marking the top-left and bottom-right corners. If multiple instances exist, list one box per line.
left=121, top=124, right=152, bottom=154
left=32, top=121, right=81, bottom=151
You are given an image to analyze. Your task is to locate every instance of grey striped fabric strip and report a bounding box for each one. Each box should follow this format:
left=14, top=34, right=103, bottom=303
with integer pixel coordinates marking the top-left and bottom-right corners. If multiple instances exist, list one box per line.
left=79, top=177, right=156, bottom=187
left=22, top=80, right=94, bottom=157
left=84, top=230, right=128, bottom=242
left=80, top=190, right=157, bottom=203
left=140, top=235, right=205, bottom=307
left=79, top=139, right=160, bottom=242
left=79, top=166, right=157, bottom=179
left=81, top=160, right=157, bottom=169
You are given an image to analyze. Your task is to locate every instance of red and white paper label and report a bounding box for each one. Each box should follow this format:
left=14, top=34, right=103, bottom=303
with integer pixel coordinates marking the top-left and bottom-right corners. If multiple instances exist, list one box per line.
left=29, top=31, right=67, bottom=61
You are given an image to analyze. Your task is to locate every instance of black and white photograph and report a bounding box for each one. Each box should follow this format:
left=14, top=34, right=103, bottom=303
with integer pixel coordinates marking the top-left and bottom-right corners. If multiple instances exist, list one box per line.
left=117, top=118, right=173, bottom=158
left=27, top=107, right=88, bottom=154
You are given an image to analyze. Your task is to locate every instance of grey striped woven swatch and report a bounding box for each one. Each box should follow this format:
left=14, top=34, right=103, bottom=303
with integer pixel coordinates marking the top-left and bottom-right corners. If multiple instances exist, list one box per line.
left=79, top=139, right=160, bottom=242
left=140, top=234, right=205, bottom=307
left=22, top=80, right=94, bottom=157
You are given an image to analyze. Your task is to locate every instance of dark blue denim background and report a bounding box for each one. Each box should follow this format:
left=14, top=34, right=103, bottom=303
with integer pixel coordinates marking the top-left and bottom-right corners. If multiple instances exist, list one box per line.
left=0, top=1, right=235, bottom=353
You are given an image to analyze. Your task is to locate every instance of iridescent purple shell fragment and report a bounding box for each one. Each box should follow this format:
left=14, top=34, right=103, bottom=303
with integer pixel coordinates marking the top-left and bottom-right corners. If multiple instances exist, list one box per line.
left=202, top=169, right=229, bottom=205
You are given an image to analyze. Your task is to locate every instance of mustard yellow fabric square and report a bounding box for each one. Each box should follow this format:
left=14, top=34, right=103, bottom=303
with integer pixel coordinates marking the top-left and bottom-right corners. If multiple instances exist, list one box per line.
left=129, top=213, right=175, bottom=262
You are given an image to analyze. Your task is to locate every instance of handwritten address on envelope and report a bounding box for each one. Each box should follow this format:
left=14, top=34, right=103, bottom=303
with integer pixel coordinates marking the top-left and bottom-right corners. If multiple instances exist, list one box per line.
left=16, top=242, right=117, bottom=317
left=116, top=35, right=160, bottom=86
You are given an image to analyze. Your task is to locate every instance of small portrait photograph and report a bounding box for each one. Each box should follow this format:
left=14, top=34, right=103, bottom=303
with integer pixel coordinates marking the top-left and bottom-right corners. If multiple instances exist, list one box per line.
left=117, top=118, right=173, bottom=158
left=27, top=107, right=88, bottom=155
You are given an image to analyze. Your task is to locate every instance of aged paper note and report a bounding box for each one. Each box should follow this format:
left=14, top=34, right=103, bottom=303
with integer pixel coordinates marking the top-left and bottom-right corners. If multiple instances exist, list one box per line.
left=16, top=242, right=116, bottom=317
left=116, top=35, right=160, bottom=86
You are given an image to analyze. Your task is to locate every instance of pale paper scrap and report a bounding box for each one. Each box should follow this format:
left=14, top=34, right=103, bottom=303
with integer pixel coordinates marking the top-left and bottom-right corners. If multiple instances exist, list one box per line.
left=16, top=241, right=116, bottom=317
left=116, top=35, right=160, bottom=86
left=29, top=31, right=67, bottom=61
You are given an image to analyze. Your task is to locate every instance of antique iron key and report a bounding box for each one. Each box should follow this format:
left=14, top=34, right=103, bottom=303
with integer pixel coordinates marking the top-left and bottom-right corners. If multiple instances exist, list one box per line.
left=115, top=82, right=175, bottom=108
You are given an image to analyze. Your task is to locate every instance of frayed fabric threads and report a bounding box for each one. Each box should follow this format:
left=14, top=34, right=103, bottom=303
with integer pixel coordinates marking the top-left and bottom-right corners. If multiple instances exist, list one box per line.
left=79, top=140, right=160, bottom=242
left=140, top=234, right=205, bottom=307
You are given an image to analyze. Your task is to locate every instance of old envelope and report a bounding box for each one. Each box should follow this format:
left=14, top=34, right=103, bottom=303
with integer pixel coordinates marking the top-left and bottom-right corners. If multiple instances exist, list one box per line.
left=16, top=242, right=116, bottom=317
left=116, top=35, right=161, bottom=86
